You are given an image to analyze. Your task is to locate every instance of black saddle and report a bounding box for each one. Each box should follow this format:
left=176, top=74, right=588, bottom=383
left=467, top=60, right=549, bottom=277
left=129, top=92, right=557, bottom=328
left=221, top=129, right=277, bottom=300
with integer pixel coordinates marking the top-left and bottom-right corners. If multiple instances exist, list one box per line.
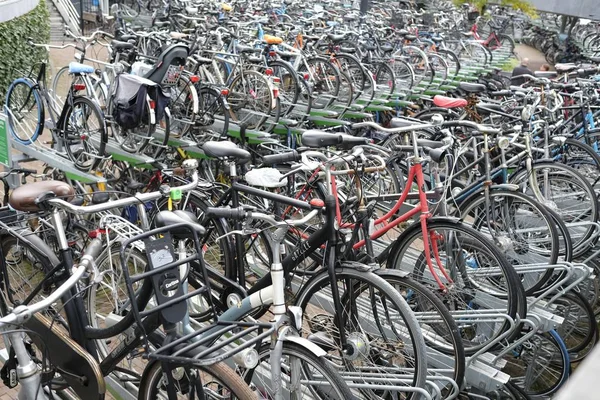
left=459, top=82, right=486, bottom=93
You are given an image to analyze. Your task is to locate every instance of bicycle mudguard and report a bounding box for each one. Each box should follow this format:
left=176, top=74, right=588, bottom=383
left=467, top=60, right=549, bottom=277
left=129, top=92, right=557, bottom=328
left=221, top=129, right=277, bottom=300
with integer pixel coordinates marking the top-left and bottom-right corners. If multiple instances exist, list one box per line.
left=23, top=313, right=105, bottom=400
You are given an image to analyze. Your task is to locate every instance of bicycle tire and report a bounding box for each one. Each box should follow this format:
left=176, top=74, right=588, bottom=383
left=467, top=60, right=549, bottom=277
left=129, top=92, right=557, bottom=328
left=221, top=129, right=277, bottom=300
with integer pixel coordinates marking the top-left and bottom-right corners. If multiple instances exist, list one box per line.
left=498, top=329, right=569, bottom=397
left=294, top=266, right=428, bottom=397
left=62, top=95, right=107, bottom=171
left=241, top=341, right=355, bottom=400
left=334, top=53, right=367, bottom=99
left=298, top=56, right=341, bottom=108
left=268, top=59, right=301, bottom=116
left=193, top=86, right=230, bottom=139
left=509, top=161, right=599, bottom=258
left=228, top=70, right=273, bottom=130
left=387, top=218, right=527, bottom=354
left=375, top=269, right=466, bottom=389
left=553, top=291, right=598, bottom=356
left=138, top=360, right=256, bottom=400
left=169, top=75, right=197, bottom=139
left=5, top=77, right=45, bottom=145
left=458, top=190, right=560, bottom=294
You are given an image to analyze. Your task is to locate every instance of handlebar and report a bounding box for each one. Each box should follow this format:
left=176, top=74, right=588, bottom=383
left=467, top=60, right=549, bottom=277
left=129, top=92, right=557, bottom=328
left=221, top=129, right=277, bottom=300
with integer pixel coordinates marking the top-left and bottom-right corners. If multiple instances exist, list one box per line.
left=47, top=160, right=199, bottom=215
left=353, top=120, right=500, bottom=135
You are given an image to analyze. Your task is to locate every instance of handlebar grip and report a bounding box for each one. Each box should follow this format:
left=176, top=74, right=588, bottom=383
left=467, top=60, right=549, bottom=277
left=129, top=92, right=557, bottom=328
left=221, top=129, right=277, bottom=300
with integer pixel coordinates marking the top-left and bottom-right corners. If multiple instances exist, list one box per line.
left=340, top=134, right=371, bottom=147
left=262, top=150, right=301, bottom=165
left=205, top=207, right=246, bottom=219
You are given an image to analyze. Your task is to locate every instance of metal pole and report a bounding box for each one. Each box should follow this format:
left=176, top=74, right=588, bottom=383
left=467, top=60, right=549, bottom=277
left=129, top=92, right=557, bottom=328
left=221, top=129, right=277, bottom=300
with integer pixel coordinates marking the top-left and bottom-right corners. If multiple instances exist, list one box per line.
left=80, top=0, right=84, bottom=34
left=359, top=0, right=369, bottom=15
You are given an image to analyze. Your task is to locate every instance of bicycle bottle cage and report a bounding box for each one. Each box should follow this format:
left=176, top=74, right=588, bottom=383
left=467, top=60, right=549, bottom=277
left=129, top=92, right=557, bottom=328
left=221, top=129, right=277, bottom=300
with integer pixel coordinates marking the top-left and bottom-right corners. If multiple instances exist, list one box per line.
left=143, top=44, right=189, bottom=86
left=119, top=220, right=273, bottom=366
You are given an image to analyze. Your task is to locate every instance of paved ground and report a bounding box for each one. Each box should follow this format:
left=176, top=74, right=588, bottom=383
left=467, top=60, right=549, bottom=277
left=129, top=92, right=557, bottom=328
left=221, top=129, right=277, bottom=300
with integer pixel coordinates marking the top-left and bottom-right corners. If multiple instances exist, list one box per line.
left=514, top=43, right=551, bottom=71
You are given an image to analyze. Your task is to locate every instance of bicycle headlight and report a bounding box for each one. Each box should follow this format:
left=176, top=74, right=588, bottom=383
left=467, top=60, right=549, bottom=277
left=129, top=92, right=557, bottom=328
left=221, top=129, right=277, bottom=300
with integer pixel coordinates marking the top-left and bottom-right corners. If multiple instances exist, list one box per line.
left=233, top=348, right=259, bottom=369
left=497, top=136, right=510, bottom=150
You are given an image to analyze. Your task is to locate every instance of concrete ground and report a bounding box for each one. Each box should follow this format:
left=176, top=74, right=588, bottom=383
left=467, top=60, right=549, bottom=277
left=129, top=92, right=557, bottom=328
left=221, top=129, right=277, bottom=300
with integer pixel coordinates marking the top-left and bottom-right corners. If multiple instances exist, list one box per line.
left=514, top=43, right=552, bottom=71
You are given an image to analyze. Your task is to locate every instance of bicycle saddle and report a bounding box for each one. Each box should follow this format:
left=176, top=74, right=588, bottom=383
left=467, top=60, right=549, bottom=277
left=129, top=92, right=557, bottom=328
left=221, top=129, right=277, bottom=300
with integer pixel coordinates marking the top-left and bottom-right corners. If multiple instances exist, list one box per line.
left=153, top=210, right=206, bottom=238
left=433, top=95, right=467, bottom=108
left=236, top=44, right=262, bottom=54
left=326, top=33, right=347, bottom=43
left=111, top=40, right=135, bottom=50
left=390, top=118, right=418, bottom=128
left=534, top=71, right=558, bottom=79
left=9, top=180, right=75, bottom=212
left=68, top=62, right=95, bottom=75
left=554, top=63, right=578, bottom=73
left=202, top=141, right=251, bottom=161
left=459, top=82, right=486, bottom=93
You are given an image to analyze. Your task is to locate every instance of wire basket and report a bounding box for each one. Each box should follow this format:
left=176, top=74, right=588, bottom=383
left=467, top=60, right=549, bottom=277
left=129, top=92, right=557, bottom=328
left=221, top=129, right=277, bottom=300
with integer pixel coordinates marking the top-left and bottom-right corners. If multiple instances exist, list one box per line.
left=119, top=221, right=274, bottom=366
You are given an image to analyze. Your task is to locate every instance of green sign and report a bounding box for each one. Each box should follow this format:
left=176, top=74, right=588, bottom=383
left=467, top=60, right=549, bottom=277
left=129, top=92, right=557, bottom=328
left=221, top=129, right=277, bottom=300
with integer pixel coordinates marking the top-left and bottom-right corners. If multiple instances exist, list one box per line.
left=0, top=115, right=11, bottom=168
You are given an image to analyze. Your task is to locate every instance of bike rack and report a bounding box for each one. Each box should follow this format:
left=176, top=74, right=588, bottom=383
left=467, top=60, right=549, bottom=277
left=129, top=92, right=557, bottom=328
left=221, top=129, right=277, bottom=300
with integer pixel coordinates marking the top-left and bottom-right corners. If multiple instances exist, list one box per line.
left=89, top=136, right=157, bottom=169
left=152, top=129, right=206, bottom=158
left=9, top=136, right=106, bottom=185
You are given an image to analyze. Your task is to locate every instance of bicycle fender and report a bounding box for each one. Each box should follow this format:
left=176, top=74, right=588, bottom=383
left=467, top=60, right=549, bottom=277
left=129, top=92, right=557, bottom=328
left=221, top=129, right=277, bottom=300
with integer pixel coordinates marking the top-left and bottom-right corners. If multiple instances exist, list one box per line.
left=283, top=335, right=327, bottom=357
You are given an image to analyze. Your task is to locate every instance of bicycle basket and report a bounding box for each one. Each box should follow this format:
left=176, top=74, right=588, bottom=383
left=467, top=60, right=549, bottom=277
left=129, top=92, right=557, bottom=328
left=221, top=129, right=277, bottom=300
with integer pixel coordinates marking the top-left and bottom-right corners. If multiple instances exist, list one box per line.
left=119, top=218, right=273, bottom=366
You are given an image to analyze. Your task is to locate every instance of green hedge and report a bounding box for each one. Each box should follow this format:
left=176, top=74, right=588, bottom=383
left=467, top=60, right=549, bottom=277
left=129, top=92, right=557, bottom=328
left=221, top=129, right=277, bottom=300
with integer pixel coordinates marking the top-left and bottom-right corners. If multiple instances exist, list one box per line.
left=0, top=0, right=50, bottom=105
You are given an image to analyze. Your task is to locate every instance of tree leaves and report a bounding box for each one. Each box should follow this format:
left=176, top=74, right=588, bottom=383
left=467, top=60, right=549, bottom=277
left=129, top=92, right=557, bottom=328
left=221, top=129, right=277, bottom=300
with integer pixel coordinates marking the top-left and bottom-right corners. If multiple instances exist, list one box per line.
left=453, top=0, right=538, bottom=18
left=0, top=0, right=51, bottom=105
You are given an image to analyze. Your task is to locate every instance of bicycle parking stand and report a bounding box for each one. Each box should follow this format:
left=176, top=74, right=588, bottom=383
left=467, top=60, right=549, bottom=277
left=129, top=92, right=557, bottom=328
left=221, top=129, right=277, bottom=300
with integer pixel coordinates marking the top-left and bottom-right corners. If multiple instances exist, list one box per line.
left=10, top=137, right=107, bottom=185
left=90, top=136, right=157, bottom=169
left=153, top=129, right=206, bottom=159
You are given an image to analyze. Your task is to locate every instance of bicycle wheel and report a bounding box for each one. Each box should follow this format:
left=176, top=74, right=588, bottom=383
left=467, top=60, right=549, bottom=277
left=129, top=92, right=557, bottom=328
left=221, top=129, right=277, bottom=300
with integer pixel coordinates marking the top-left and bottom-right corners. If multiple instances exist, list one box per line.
left=334, top=53, right=366, bottom=99
left=553, top=291, right=598, bottom=359
left=192, top=86, right=230, bottom=139
left=336, top=70, right=354, bottom=108
left=294, top=266, right=428, bottom=398
left=427, top=53, right=448, bottom=83
left=119, top=0, right=140, bottom=18
left=436, top=49, right=460, bottom=80
left=374, top=62, right=396, bottom=95
left=375, top=269, right=466, bottom=390
left=241, top=341, right=355, bottom=400
left=387, top=219, right=526, bottom=354
left=554, top=138, right=600, bottom=189
left=509, top=162, right=599, bottom=257
left=169, top=75, right=197, bottom=139
left=268, top=60, right=300, bottom=116
left=389, top=57, right=414, bottom=92
left=458, top=190, right=559, bottom=294
left=51, top=66, right=82, bottom=112
left=497, top=330, right=569, bottom=397
left=5, top=78, right=45, bottom=144
left=87, top=244, right=148, bottom=360
left=62, top=96, right=107, bottom=171
left=298, top=56, right=340, bottom=108
left=228, top=70, right=273, bottom=130
left=139, top=360, right=255, bottom=400
left=0, top=232, right=58, bottom=308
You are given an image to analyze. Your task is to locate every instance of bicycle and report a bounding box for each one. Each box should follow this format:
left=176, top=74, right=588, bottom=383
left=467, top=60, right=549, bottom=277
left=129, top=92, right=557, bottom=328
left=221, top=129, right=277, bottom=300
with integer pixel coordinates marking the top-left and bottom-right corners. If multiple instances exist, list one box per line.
left=4, top=40, right=108, bottom=172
